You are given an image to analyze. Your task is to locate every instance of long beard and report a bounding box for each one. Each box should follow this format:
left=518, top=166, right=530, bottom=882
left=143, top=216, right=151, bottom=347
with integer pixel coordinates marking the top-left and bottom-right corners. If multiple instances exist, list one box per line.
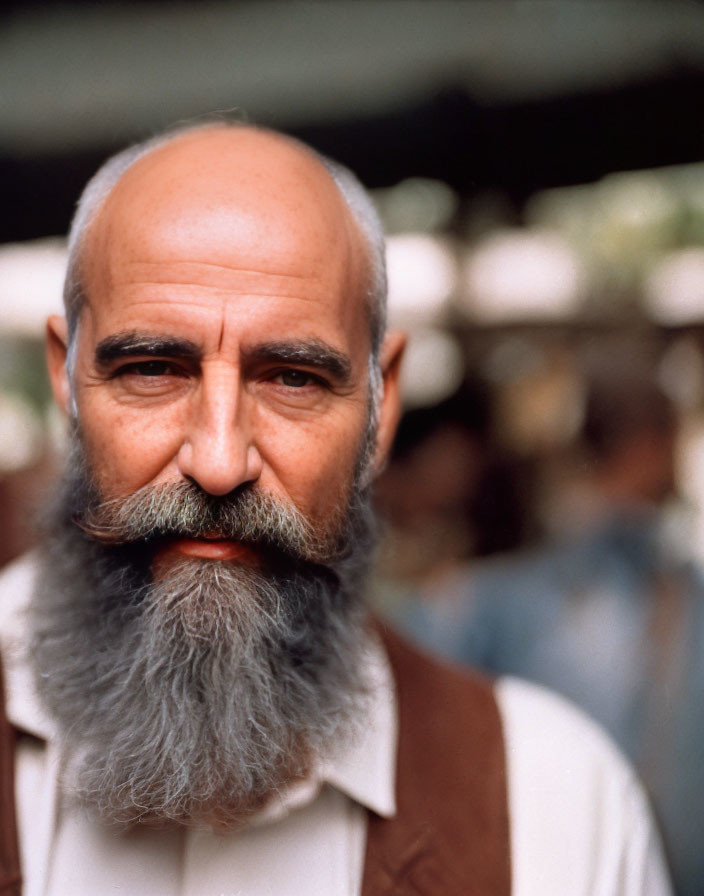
left=30, top=446, right=376, bottom=828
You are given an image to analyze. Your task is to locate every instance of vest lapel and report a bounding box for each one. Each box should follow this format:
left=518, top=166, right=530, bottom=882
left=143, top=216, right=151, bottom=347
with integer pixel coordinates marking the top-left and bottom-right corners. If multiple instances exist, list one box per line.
left=361, top=624, right=511, bottom=896
left=0, top=658, right=21, bottom=896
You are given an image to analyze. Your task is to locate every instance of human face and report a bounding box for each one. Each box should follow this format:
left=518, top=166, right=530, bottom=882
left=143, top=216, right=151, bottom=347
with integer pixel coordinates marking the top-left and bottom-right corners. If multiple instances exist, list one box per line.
left=48, top=129, right=402, bottom=562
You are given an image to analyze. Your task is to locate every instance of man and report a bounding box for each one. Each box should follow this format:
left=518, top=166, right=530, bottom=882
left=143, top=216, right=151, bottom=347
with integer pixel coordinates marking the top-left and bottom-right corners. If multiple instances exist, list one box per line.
left=0, top=124, right=671, bottom=894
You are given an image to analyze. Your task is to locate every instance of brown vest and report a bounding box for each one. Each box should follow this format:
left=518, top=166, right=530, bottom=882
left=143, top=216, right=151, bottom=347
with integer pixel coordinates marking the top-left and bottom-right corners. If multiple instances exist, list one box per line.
left=0, top=628, right=510, bottom=895
left=362, top=624, right=511, bottom=895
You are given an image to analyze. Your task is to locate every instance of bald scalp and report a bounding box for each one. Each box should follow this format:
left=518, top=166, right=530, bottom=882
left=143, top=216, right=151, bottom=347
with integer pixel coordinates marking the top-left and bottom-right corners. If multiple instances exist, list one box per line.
left=91, top=127, right=357, bottom=252
left=63, top=123, right=387, bottom=368
left=83, top=129, right=368, bottom=328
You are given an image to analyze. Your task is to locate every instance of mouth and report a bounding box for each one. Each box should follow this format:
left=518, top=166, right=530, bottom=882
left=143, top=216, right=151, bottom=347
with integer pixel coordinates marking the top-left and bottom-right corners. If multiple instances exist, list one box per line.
left=154, top=537, right=262, bottom=565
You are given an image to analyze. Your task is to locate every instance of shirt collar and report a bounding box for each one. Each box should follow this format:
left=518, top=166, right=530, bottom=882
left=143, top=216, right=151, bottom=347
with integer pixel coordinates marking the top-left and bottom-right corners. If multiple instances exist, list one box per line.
left=0, top=551, right=55, bottom=741
left=317, top=631, right=397, bottom=819
left=1, top=551, right=398, bottom=819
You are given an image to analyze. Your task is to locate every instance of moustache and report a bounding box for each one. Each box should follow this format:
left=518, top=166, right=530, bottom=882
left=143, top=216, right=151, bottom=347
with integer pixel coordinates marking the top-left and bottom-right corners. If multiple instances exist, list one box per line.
left=72, top=481, right=340, bottom=565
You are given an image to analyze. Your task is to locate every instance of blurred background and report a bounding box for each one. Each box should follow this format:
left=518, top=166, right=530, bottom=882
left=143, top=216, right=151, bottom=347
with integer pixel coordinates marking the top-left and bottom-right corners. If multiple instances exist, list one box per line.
left=2, top=2, right=704, bottom=892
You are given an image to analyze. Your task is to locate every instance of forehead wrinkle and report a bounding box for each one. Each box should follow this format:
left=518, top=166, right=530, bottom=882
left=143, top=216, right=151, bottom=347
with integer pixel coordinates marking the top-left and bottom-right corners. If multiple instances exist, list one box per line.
left=92, top=292, right=349, bottom=322
left=121, top=259, right=324, bottom=284
left=141, top=264, right=315, bottom=283
left=113, top=287, right=335, bottom=304
left=91, top=263, right=333, bottom=309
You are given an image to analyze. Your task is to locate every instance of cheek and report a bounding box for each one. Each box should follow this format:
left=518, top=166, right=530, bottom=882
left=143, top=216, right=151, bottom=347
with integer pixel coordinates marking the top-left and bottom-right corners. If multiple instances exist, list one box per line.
left=78, top=401, right=185, bottom=496
left=262, top=417, right=367, bottom=525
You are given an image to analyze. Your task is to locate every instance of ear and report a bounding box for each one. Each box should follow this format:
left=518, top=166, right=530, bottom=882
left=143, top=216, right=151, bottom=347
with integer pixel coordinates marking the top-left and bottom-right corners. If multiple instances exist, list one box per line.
left=46, top=314, right=72, bottom=416
left=372, top=330, right=406, bottom=477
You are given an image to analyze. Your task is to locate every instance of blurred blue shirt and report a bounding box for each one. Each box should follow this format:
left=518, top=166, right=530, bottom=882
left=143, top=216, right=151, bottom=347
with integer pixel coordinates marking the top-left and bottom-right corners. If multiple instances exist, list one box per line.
left=395, top=507, right=704, bottom=896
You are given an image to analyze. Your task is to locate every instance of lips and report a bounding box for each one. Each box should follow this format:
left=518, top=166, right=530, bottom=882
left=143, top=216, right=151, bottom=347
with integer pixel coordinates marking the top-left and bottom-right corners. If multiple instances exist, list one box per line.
left=155, top=537, right=262, bottom=564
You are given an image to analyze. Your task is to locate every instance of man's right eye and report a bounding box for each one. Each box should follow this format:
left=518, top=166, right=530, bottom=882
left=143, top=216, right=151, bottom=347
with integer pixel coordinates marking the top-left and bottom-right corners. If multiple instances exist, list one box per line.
left=116, top=360, right=180, bottom=378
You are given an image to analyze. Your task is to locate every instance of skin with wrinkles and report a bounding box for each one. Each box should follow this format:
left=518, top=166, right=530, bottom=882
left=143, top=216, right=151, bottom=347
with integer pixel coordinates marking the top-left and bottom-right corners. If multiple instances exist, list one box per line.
left=47, top=127, right=403, bottom=547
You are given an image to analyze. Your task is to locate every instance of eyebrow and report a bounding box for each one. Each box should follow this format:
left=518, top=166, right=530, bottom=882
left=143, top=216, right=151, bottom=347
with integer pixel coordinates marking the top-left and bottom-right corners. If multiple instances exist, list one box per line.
left=245, top=340, right=352, bottom=382
left=95, top=333, right=353, bottom=382
left=95, top=333, right=202, bottom=366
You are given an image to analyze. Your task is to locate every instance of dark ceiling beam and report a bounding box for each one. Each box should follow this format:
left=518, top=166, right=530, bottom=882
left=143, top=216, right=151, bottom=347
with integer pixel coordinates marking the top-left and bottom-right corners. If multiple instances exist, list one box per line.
left=1, top=66, right=703, bottom=243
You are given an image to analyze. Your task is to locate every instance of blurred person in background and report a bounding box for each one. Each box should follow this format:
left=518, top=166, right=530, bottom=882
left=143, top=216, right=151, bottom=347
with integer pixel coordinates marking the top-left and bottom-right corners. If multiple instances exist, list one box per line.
left=405, top=360, right=703, bottom=896
left=372, top=384, right=536, bottom=652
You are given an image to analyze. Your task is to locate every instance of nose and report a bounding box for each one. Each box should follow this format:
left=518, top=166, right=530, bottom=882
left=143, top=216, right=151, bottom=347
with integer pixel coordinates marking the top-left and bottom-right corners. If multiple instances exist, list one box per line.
left=176, top=377, right=262, bottom=496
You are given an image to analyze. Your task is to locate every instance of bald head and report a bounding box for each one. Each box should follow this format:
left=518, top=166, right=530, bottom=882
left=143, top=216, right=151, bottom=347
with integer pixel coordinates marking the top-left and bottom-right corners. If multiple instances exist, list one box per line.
left=64, top=124, right=387, bottom=366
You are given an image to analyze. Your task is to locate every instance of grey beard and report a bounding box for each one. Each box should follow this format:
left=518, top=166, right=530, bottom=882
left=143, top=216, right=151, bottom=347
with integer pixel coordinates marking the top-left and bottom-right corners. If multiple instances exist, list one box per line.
left=31, top=449, right=376, bottom=829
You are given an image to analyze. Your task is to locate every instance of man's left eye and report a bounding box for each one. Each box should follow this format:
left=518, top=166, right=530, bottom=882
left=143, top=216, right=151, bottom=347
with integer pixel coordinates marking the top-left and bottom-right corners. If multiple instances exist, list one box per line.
left=120, top=361, right=177, bottom=377
left=274, top=370, right=320, bottom=388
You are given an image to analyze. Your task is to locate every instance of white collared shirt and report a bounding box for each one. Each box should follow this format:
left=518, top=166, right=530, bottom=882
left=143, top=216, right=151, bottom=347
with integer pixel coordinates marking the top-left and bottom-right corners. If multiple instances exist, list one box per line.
left=1, top=553, right=673, bottom=895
